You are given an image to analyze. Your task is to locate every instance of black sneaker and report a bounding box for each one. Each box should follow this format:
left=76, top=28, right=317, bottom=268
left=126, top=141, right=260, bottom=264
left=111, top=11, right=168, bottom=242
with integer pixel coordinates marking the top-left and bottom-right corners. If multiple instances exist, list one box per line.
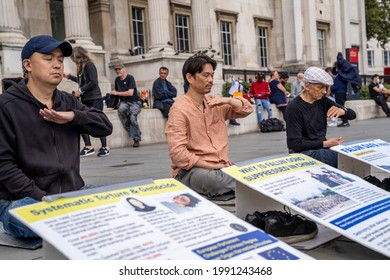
left=133, top=140, right=140, bottom=148
left=337, top=122, right=350, bottom=127
left=229, top=119, right=240, bottom=126
left=245, top=206, right=318, bottom=244
left=80, top=147, right=95, bottom=157
left=363, top=175, right=382, bottom=187
left=97, top=147, right=110, bottom=157
left=381, top=178, right=390, bottom=192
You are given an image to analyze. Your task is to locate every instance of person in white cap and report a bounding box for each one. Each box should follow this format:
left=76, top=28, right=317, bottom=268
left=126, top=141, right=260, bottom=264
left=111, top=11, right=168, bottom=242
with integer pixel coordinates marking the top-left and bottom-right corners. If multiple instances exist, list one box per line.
left=285, top=67, right=356, bottom=168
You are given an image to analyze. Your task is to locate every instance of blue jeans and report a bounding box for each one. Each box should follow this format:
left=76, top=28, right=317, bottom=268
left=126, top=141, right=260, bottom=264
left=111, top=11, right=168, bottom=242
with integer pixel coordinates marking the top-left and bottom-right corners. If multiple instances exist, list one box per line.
left=0, top=197, right=40, bottom=239
left=118, top=101, right=142, bottom=141
left=301, top=149, right=338, bottom=168
left=255, top=99, right=272, bottom=124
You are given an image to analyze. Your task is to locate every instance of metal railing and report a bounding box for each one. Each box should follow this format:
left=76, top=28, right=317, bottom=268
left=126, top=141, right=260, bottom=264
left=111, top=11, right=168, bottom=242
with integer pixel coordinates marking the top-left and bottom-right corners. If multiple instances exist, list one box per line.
left=222, top=68, right=390, bottom=86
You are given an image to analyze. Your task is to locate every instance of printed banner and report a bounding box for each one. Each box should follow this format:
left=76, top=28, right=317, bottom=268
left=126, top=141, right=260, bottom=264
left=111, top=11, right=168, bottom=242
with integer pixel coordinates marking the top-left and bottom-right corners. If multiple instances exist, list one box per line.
left=223, top=153, right=390, bottom=257
left=10, top=179, right=312, bottom=260
left=331, top=138, right=390, bottom=173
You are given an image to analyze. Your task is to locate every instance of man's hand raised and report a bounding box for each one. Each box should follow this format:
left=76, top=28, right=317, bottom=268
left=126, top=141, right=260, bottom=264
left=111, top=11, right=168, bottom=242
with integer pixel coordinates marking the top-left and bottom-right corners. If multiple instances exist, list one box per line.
left=39, top=108, right=75, bottom=124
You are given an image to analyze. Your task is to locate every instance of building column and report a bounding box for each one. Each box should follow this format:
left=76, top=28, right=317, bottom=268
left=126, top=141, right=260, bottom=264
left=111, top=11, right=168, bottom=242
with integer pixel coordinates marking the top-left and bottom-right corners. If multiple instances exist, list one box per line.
left=329, top=0, right=343, bottom=54
left=191, top=0, right=211, bottom=52
left=358, top=0, right=367, bottom=74
left=281, top=0, right=304, bottom=68
left=63, top=0, right=96, bottom=47
left=0, top=0, right=26, bottom=44
left=340, top=0, right=351, bottom=49
left=147, top=0, right=173, bottom=52
left=302, top=0, right=318, bottom=65
left=89, top=0, right=111, bottom=50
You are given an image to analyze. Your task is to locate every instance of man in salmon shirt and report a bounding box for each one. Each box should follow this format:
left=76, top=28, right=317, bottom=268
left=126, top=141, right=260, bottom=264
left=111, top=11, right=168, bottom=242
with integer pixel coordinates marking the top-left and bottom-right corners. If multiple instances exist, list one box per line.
left=165, top=53, right=253, bottom=198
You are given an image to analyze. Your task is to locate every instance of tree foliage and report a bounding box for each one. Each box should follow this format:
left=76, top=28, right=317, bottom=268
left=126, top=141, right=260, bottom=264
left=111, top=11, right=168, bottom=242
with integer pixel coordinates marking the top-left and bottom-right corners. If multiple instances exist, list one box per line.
left=365, top=0, right=390, bottom=48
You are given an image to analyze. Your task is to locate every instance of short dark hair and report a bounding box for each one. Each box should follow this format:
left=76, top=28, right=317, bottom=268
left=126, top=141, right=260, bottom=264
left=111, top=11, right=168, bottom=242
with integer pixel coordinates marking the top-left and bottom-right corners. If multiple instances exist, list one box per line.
left=183, top=193, right=200, bottom=208
left=182, top=53, right=217, bottom=86
left=280, top=72, right=289, bottom=79
left=159, top=66, right=169, bottom=73
left=372, top=74, right=379, bottom=80
left=256, top=72, right=264, bottom=81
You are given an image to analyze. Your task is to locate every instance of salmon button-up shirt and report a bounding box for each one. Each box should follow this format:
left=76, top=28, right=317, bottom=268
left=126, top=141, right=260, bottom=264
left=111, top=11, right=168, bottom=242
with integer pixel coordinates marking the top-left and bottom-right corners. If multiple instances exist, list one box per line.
left=165, top=94, right=253, bottom=178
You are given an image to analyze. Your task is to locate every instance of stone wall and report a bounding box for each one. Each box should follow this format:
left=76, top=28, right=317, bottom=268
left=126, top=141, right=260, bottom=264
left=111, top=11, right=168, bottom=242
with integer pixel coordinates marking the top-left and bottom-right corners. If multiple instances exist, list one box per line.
left=87, top=100, right=388, bottom=149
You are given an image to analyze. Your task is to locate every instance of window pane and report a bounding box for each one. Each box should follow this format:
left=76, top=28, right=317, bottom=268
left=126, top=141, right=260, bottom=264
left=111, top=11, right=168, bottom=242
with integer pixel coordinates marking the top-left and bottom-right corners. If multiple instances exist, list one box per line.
left=367, top=50, right=374, bottom=67
left=317, top=29, right=326, bottom=67
left=384, top=50, right=390, bottom=66
left=50, top=0, right=65, bottom=40
left=132, top=7, right=145, bottom=55
left=220, top=21, right=233, bottom=65
left=176, top=14, right=190, bottom=53
left=258, top=27, right=268, bottom=68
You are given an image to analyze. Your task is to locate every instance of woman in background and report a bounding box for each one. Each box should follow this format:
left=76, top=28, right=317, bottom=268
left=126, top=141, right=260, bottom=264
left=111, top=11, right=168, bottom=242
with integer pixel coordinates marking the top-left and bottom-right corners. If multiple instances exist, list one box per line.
left=64, top=46, right=109, bottom=157
left=269, top=71, right=290, bottom=119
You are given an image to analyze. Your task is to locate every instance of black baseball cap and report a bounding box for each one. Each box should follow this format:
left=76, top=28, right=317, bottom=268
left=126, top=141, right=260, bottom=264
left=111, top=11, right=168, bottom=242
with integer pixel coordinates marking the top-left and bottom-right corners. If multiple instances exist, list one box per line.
left=21, top=35, right=73, bottom=60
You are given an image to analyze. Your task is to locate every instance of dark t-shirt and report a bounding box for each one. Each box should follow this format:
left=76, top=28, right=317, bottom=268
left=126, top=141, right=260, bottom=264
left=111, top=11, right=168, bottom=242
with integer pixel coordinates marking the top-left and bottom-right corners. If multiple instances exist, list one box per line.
left=269, top=79, right=287, bottom=106
left=368, top=82, right=380, bottom=99
left=114, top=74, right=139, bottom=102
left=285, top=95, right=356, bottom=152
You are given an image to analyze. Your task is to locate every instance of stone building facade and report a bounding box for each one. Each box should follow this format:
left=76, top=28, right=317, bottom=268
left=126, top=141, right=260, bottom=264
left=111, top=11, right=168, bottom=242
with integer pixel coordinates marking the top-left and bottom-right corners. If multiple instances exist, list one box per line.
left=0, top=0, right=370, bottom=95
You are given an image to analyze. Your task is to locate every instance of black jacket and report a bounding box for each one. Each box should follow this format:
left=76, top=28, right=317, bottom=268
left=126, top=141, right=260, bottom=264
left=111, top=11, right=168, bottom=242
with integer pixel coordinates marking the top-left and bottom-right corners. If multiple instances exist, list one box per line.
left=334, top=52, right=362, bottom=93
left=68, top=61, right=102, bottom=102
left=0, top=79, right=113, bottom=201
left=152, top=78, right=177, bottom=110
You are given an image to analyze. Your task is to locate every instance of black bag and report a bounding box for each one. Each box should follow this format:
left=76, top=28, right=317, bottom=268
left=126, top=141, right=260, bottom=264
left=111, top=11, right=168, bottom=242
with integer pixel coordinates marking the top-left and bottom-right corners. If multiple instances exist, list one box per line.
left=104, top=93, right=119, bottom=109
left=260, top=118, right=285, bottom=132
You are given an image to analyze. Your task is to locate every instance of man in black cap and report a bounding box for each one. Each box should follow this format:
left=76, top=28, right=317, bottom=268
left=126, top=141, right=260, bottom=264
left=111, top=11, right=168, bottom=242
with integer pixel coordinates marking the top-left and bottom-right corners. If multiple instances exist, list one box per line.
left=0, top=35, right=113, bottom=239
left=285, top=67, right=356, bottom=168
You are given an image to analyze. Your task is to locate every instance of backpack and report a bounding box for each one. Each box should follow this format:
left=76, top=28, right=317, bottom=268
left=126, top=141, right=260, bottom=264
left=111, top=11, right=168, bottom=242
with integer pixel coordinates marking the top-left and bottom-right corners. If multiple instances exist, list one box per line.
left=260, top=118, right=285, bottom=132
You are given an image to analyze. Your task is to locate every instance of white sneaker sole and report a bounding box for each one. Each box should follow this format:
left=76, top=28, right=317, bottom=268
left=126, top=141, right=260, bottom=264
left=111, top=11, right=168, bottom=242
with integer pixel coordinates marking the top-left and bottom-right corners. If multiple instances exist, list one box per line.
left=80, top=151, right=95, bottom=157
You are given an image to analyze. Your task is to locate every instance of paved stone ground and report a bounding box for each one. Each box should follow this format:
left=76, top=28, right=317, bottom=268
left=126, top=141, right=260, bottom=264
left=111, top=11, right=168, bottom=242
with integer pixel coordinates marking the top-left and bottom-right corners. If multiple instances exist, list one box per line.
left=1, top=117, right=390, bottom=260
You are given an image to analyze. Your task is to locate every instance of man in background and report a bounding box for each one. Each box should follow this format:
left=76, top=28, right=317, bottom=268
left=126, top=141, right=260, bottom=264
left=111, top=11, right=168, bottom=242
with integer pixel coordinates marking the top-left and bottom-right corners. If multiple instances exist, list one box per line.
left=152, top=66, right=177, bottom=118
left=110, top=63, right=142, bottom=147
left=369, top=74, right=390, bottom=117
left=290, top=72, right=304, bottom=99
